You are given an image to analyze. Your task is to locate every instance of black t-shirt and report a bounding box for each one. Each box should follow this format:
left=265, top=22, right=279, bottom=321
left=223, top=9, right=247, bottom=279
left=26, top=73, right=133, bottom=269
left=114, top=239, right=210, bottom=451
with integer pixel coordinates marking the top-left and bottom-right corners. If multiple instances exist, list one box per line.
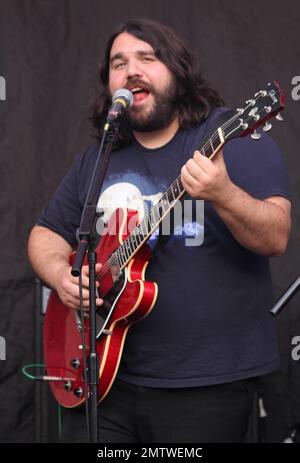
left=38, top=108, right=291, bottom=387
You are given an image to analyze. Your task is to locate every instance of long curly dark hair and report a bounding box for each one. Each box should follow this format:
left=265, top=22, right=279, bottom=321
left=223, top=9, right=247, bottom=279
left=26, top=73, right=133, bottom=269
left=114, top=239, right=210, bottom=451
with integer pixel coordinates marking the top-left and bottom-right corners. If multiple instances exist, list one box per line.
left=90, top=18, right=224, bottom=146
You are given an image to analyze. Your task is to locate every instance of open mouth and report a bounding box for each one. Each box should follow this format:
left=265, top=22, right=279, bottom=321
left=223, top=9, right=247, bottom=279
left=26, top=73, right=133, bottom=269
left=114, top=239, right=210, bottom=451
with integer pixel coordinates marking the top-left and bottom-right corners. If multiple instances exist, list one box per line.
left=130, top=87, right=150, bottom=105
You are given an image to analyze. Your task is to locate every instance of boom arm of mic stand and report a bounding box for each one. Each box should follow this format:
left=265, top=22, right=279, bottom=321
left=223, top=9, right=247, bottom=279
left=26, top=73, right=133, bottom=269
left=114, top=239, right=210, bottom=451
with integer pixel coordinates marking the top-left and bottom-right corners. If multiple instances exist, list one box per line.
left=270, top=276, right=300, bottom=317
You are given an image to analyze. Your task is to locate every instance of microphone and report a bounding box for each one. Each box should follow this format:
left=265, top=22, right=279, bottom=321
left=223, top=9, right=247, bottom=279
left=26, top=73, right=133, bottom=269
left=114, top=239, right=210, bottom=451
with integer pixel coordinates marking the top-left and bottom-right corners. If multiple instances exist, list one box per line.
left=106, top=88, right=134, bottom=123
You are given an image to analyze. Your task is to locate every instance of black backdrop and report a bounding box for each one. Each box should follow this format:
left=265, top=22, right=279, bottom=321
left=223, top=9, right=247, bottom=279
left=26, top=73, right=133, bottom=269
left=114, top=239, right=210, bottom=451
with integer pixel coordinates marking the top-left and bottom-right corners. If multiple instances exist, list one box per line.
left=0, top=0, right=299, bottom=443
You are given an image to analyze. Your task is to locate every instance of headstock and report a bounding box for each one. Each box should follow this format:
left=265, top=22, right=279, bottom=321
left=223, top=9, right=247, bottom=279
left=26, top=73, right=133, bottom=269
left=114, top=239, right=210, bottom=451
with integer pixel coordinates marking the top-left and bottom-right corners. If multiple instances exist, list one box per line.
left=223, top=81, right=285, bottom=141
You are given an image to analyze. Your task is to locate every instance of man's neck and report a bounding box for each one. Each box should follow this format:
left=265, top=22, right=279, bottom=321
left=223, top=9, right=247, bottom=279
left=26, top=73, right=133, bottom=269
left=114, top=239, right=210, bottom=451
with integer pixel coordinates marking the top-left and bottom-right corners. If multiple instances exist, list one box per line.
left=133, top=118, right=180, bottom=149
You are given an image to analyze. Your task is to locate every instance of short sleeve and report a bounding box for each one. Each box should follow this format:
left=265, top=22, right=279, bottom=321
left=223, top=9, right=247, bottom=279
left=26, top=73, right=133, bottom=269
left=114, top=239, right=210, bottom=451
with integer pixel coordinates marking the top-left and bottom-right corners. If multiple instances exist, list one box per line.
left=223, top=131, right=291, bottom=201
left=37, top=143, right=98, bottom=246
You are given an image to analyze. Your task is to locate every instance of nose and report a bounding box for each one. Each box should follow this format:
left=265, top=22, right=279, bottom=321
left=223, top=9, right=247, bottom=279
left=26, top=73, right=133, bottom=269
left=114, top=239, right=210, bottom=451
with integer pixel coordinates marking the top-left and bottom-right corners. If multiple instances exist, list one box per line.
left=126, top=58, right=143, bottom=79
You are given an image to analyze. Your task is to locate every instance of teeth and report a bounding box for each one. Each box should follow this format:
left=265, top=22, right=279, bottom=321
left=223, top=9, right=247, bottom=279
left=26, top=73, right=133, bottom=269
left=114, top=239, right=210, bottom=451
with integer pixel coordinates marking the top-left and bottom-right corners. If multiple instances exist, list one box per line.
left=131, top=87, right=142, bottom=93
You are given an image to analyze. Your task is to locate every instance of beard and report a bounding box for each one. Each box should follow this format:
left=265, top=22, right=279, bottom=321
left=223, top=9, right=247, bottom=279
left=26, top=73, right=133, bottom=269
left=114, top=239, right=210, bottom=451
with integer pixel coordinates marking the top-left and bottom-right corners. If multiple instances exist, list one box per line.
left=124, top=77, right=178, bottom=132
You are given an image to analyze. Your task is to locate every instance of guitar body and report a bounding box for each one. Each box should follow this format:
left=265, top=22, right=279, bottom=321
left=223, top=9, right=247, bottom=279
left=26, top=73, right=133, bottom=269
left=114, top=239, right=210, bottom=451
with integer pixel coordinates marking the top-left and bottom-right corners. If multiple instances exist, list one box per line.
left=44, top=208, right=158, bottom=407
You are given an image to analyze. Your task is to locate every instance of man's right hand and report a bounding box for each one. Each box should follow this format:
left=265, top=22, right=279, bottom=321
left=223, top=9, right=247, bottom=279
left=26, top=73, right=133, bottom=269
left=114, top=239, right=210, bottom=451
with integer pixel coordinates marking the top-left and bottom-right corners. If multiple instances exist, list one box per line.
left=55, top=263, right=104, bottom=310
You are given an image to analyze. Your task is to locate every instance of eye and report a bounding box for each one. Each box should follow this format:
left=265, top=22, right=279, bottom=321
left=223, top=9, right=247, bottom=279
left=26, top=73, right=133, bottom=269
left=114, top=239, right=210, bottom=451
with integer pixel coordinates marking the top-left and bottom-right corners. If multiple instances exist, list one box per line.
left=142, top=56, right=154, bottom=63
left=114, top=62, right=126, bottom=70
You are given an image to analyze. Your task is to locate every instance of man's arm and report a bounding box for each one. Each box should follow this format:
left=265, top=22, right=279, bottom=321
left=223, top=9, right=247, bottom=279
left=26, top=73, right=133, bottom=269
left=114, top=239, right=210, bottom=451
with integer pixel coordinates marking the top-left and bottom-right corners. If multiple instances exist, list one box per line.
left=181, top=150, right=291, bottom=256
left=212, top=188, right=291, bottom=256
left=28, top=225, right=103, bottom=309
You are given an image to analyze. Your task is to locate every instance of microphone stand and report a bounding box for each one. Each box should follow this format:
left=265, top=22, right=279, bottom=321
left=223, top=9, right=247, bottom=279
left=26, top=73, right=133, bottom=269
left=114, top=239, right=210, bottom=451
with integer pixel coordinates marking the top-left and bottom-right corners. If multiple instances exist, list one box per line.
left=270, top=277, right=300, bottom=442
left=270, top=276, right=300, bottom=317
left=71, top=120, right=120, bottom=443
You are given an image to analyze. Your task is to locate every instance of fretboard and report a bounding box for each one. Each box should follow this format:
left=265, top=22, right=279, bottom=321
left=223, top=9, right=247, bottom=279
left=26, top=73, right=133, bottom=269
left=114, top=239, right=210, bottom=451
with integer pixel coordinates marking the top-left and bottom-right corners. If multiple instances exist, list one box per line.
left=112, top=126, right=225, bottom=270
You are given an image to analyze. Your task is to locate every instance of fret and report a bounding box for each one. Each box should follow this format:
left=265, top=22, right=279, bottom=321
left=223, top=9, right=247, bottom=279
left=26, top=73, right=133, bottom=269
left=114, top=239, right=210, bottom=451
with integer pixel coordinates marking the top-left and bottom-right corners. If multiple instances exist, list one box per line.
left=202, top=132, right=215, bottom=158
left=113, top=253, right=121, bottom=271
left=136, top=222, right=143, bottom=238
left=158, top=201, right=164, bottom=218
left=172, top=182, right=179, bottom=198
left=120, top=242, right=129, bottom=262
left=203, top=141, right=211, bottom=157
left=108, top=254, right=115, bottom=269
left=129, top=237, right=135, bottom=254
left=113, top=250, right=122, bottom=268
left=124, top=239, right=133, bottom=255
left=172, top=184, right=177, bottom=198
left=148, top=210, right=156, bottom=230
left=127, top=236, right=135, bottom=253
left=176, top=176, right=183, bottom=195
left=121, top=244, right=128, bottom=261
left=140, top=218, right=149, bottom=237
left=149, top=207, right=155, bottom=226
left=212, top=132, right=221, bottom=153
left=131, top=231, right=140, bottom=248
left=137, top=229, right=143, bottom=243
left=135, top=232, right=142, bottom=247
left=109, top=253, right=121, bottom=277
left=139, top=219, right=147, bottom=237
left=118, top=246, right=126, bottom=265
left=152, top=203, right=161, bottom=223
left=169, top=184, right=177, bottom=203
left=157, top=200, right=164, bottom=216
left=164, top=189, right=171, bottom=205
left=161, top=197, right=169, bottom=214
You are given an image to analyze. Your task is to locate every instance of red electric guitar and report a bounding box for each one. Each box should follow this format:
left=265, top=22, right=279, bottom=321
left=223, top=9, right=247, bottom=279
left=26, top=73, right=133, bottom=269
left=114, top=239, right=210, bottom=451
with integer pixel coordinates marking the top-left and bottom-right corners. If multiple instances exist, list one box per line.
left=44, top=82, right=284, bottom=407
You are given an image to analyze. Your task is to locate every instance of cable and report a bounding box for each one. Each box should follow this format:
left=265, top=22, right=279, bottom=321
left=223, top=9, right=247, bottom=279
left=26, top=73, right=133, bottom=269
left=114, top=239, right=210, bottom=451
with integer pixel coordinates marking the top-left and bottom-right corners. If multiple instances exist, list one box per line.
left=22, top=363, right=62, bottom=437
left=22, top=363, right=45, bottom=380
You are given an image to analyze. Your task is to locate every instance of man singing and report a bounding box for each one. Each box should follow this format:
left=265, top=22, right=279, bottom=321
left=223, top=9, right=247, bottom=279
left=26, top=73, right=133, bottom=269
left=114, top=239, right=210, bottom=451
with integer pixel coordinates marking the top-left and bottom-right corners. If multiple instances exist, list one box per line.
left=28, top=18, right=291, bottom=442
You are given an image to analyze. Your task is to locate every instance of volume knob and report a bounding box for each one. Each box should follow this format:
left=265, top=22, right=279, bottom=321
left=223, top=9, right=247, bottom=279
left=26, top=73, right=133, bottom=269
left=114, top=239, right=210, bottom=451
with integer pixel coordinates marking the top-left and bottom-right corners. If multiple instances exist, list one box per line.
left=64, top=380, right=72, bottom=392
left=74, top=387, right=83, bottom=398
left=71, top=358, right=81, bottom=369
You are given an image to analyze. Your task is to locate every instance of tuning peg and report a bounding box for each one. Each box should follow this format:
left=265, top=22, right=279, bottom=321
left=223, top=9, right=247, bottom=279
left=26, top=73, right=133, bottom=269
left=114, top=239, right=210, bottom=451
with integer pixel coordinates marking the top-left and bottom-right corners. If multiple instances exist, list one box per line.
left=262, top=121, right=272, bottom=132
left=264, top=106, right=272, bottom=113
left=251, top=130, right=262, bottom=140
left=276, top=113, right=284, bottom=122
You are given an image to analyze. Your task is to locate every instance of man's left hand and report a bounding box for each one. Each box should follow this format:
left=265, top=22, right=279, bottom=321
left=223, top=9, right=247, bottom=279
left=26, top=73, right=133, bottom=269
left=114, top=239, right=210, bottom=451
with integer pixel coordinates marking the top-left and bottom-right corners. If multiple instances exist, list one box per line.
left=181, top=149, right=234, bottom=204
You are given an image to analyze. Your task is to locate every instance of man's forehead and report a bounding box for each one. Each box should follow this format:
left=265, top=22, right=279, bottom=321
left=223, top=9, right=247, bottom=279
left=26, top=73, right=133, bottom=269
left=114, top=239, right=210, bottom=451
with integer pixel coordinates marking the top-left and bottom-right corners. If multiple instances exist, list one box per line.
left=110, top=32, right=155, bottom=59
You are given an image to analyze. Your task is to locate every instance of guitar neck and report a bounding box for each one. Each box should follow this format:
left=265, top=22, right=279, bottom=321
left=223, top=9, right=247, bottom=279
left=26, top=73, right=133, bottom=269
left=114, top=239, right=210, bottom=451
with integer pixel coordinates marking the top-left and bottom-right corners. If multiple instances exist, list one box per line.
left=106, top=81, right=285, bottom=273
left=113, top=126, right=225, bottom=270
